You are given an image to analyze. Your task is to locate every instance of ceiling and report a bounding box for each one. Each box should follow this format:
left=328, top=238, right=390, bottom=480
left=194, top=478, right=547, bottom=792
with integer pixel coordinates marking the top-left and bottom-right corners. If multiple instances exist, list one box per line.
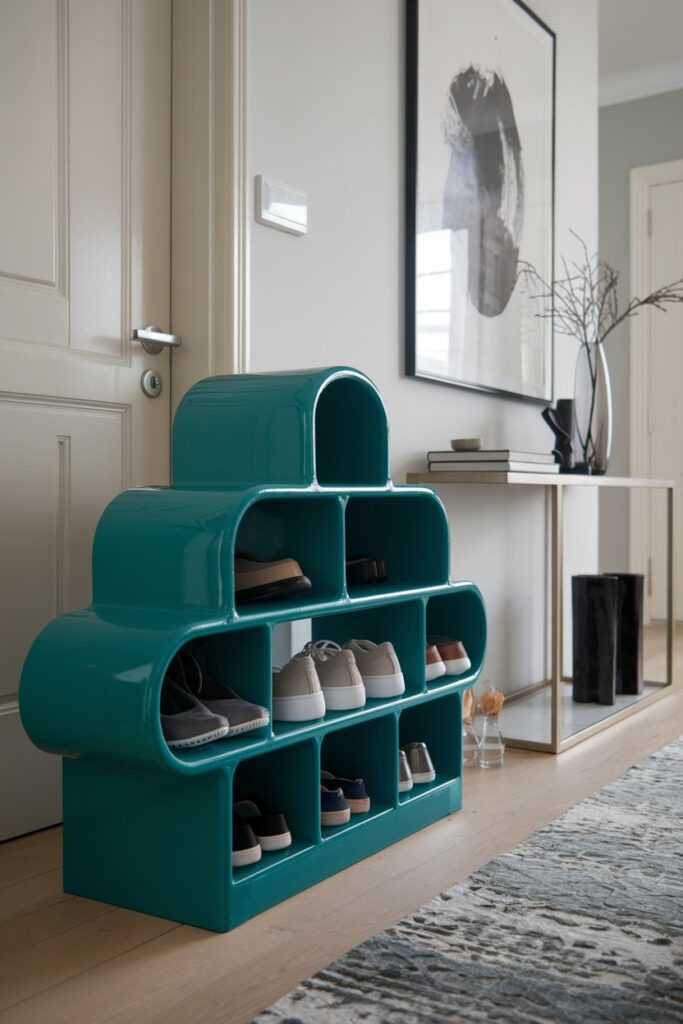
left=599, top=0, right=683, bottom=94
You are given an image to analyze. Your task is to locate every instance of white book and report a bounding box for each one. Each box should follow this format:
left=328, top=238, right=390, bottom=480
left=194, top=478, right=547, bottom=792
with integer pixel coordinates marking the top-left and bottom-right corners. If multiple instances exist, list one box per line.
left=428, top=449, right=555, bottom=464
left=428, top=460, right=560, bottom=474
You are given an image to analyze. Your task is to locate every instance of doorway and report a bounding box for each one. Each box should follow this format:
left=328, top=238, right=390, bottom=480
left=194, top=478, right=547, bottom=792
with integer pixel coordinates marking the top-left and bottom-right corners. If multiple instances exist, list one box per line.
left=629, top=158, right=683, bottom=622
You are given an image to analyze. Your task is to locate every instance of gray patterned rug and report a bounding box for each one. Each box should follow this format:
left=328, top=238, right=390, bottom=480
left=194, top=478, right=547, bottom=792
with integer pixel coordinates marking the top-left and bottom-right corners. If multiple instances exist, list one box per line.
left=254, top=738, right=683, bottom=1023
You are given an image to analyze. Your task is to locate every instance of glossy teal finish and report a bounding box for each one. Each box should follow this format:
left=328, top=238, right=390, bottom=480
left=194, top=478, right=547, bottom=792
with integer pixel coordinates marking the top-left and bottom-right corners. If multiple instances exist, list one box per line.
left=19, top=366, right=486, bottom=931
left=172, top=366, right=390, bottom=489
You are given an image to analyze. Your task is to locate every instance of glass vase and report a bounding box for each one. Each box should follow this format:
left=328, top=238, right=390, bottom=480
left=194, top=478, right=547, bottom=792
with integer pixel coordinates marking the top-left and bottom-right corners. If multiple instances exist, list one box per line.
left=574, top=341, right=612, bottom=474
left=479, top=714, right=505, bottom=769
left=462, top=720, right=480, bottom=766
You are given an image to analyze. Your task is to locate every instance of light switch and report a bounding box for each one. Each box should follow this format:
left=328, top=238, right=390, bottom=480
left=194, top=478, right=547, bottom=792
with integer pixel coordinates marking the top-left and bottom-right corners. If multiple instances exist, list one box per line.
left=255, top=175, right=307, bottom=235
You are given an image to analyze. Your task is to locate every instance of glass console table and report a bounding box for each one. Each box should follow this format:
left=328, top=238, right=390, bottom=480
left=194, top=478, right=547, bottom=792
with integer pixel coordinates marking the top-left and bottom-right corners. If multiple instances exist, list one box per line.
left=406, top=471, right=676, bottom=753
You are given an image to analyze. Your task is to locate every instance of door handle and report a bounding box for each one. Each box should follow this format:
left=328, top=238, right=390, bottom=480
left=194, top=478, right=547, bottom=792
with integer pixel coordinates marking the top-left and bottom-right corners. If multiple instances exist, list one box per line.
left=133, top=324, right=182, bottom=355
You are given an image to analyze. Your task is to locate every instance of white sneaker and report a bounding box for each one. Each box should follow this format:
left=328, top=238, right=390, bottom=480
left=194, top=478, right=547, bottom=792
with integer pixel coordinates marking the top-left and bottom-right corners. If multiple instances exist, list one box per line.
left=272, top=655, right=326, bottom=721
left=301, top=640, right=366, bottom=710
left=342, top=639, right=405, bottom=698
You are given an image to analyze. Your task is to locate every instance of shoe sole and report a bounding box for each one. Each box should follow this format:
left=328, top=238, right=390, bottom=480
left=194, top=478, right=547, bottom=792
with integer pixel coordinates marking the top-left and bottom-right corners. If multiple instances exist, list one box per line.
left=398, top=778, right=414, bottom=792
left=166, top=725, right=230, bottom=749
left=321, top=684, right=366, bottom=711
left=228, top=715, right=270, bottom=737
left=321, top=807, right=351, bottom=826
left=255, top=831, right=292, bottom=852
left=273, top=690, right=326, bottom=722
left=236, top=575, right=311, bottom=604
left=412, top=770, right=436, bottom=784
left=362, top=672, right=405, bottom=699
left=346, top=797, right=371, bottom=813
left=425, top=662, right=447, bottom=683
left=232, top=844, right=262, bottom=868
left=443, top=657, right=472, bottom=676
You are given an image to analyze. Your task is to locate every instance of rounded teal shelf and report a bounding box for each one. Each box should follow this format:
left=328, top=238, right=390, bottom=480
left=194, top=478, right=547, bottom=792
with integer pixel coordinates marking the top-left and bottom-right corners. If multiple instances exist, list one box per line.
left=19, top=366, right=487, bottom=931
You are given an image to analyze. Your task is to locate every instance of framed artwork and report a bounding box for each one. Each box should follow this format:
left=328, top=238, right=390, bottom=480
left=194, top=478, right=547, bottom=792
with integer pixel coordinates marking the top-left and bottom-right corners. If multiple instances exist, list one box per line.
left=405, top=0, right=556, bottom=403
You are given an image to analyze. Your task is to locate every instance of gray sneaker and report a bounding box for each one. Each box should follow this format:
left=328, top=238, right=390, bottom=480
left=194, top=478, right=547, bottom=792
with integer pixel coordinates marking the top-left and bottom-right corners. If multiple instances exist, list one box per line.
left=401, top=742, right=435, bottom=784
left=179, top=651, right=269, bottom=737
left=161, top=680, right=230, bottom=749
left=398, top=749, right=414, bottom=792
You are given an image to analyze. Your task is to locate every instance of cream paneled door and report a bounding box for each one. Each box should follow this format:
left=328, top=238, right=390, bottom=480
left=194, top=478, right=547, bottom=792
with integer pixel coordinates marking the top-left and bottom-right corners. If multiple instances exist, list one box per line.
left=0, top=0, right=172, bottom=839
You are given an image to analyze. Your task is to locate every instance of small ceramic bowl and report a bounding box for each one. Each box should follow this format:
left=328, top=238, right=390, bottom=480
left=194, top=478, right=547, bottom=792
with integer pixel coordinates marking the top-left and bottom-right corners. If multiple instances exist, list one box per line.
left=451, top=438, right=483, bottom=452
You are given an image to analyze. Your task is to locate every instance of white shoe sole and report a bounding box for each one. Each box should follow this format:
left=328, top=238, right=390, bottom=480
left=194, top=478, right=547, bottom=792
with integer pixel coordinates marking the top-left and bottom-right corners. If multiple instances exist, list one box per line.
left=255, top=831, right=292, bottom=852
left=412, top=769, right=436, bottom=784
left=232, top=844, right=262, bottom=868
left=443, top=657, right=471, bottom=676
left=167, top=725, right=230, bottom=749
left=363, top=672, right=405, bottom=699
left=398, top=778, right=414, bottom=792
left=228, top=715, right=270, bottom=737
left=321, top=807, right=351, bottom=826
left=346, top=796, right=371, bottom=813
left=273, top=691, right=326, bottom=722
left=321, top=684, right=366, bottom=711
left=425, top=661, right=447, bottom=683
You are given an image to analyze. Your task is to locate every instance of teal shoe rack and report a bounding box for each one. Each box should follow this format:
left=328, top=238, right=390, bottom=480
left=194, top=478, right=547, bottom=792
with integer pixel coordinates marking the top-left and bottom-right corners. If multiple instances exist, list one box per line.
left=20, top=367, right=486, bottom=932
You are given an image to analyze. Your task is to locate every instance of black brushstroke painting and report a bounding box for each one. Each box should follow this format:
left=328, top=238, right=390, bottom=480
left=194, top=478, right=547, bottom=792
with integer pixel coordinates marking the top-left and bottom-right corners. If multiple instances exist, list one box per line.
left=442, top=65, right=524, bottom=318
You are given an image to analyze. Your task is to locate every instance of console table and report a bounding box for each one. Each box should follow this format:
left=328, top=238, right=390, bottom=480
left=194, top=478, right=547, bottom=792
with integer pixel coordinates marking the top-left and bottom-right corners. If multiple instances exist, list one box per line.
left=406, top=472, right=676, bottom=753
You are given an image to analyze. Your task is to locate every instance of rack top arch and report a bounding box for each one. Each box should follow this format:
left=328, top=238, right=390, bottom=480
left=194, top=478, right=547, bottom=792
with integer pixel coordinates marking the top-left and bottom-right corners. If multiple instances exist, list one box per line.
left=172, top=366, right=390, bottom=490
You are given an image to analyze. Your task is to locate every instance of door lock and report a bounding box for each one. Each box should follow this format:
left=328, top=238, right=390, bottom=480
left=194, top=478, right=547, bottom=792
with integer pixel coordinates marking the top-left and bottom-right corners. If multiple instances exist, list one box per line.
left=141, top=369, right=162, bottom=398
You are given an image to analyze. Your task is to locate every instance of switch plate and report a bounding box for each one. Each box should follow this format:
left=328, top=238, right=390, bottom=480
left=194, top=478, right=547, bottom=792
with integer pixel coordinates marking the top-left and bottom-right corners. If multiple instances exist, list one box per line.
left=255, top=175, right=307, bottom=235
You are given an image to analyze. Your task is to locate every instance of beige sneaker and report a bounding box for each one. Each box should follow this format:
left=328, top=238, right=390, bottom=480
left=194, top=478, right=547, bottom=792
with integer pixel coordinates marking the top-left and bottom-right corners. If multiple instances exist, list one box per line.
left=302, top=641, right=366, bottom=710
left=342, top=639, right=405, bottom=698
left=272, top=655, right=326, bottom=721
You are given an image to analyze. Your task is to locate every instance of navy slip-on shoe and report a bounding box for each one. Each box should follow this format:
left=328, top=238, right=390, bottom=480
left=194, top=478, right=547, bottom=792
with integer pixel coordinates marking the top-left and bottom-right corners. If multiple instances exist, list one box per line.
left=320, top=784, right=351, bottom=826
left=321, top=770, right=370, bottom=813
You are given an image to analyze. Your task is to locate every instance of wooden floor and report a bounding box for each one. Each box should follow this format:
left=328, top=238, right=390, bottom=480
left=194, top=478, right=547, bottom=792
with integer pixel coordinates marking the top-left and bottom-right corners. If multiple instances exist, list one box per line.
left=2, top=671, right=682, bottom=1024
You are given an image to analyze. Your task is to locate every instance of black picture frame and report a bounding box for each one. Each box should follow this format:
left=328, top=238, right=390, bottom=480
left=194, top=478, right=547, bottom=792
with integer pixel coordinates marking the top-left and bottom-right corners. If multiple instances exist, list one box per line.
left=405, top=0, right=556, bottom=404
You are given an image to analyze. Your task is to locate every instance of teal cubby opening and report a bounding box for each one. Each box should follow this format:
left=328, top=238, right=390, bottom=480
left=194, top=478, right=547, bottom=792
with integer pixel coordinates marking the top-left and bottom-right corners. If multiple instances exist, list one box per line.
left=235, top=495, right=343, bottom=614
left=320, top=714, right=398, bottom=839
left=345, top=493, right=449, bottom=595
left=426, top=588, right=487, bottom=688
left=399, top=693, right=461, bottom=803
left=311, top=599, right=426, bottom=701
left=166, top=625, right=273, bottom=768
left=232, top=739, right=320, bottom=882
left=315, top=376, right=389, bottom=487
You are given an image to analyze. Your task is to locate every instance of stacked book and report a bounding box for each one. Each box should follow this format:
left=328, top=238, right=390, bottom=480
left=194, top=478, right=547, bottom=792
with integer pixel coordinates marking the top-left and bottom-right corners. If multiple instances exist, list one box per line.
left=428, top=449, right=559, bottom=474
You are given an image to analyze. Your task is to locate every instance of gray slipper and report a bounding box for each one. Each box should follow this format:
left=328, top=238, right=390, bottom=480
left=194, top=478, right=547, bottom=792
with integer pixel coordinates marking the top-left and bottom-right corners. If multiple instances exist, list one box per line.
left=161, top=679, right=230, bottom=749
left=180, top=651, right=270, bottom=737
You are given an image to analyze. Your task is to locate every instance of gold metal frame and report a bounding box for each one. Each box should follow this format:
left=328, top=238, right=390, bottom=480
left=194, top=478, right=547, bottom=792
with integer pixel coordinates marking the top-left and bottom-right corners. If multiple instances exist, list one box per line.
left=407, top=472, right=676, bottom=753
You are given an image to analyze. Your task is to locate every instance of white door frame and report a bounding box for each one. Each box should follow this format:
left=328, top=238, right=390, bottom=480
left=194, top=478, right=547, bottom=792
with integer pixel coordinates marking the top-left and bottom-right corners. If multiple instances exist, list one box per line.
left=629, top=158, right=683, bottom=619
left=171, top=0, right=250, bottom=405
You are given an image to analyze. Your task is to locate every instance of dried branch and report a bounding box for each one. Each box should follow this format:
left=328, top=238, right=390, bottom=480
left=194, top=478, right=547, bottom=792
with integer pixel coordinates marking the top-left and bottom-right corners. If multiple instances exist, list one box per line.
left=518, top=234, right=683, bottom=350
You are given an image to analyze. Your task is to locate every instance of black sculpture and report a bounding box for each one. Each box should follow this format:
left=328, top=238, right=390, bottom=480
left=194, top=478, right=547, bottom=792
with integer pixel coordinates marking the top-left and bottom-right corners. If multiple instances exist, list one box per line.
left=542, top=398, right=575, bottom=471
left=572, top=575, right=618, bottom=705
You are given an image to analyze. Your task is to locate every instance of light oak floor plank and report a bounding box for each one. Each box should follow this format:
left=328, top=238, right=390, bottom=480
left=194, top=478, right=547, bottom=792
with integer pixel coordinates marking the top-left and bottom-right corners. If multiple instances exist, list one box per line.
left=1, top=660, right=681, bottom=1023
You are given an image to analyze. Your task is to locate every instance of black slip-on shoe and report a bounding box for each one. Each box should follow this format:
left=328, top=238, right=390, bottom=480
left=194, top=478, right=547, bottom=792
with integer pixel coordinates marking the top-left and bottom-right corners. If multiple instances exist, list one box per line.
left=234, top=799, right=292, bottom=852
left=232, top=817, right=262, bottom=868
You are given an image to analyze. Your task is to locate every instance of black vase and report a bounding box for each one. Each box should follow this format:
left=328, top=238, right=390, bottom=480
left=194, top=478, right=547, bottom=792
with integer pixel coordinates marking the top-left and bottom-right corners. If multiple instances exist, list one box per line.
left=609, top=573, right=644, bottom=695
left=572, top=575, right=618, bottom=705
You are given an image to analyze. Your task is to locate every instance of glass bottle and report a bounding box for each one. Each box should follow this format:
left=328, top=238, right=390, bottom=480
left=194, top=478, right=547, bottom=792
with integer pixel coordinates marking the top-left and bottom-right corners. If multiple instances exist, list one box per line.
left=479, top=713, right=505, bottom=769
left=462, top=718, right=480, bottom=766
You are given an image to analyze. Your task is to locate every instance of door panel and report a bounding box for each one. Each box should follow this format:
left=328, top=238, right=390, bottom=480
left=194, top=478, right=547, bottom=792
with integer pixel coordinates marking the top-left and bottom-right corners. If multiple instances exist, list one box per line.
left=0, top=0, right=171, bottom=840
left=647, top=180, right=683, bottom=620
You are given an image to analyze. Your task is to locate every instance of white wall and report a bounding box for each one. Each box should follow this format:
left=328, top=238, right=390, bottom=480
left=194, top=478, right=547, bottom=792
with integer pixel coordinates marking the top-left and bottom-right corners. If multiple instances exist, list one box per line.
left=248, top=0, right=599, bottom=693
